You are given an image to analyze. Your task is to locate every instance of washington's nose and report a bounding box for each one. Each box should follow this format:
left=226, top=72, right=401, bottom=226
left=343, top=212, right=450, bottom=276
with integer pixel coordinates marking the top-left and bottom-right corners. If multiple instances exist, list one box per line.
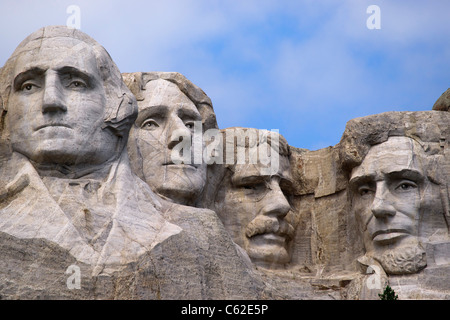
left=42, top=73, right=67, bottom=113
left=371, top=183, right=396, bottom=219
left=261, top=180, right=291, bottom=219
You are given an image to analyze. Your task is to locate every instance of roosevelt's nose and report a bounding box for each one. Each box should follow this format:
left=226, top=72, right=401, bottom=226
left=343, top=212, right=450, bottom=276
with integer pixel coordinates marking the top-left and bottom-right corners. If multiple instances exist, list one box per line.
left=42, top=72, right=67, bottom=114
left=260, top=179, right=291, bottom=219
left=371, top=182, right=396, bottom=219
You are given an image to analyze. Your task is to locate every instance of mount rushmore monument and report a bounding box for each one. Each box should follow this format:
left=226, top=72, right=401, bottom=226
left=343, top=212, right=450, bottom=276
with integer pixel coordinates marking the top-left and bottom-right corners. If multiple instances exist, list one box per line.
left=0, top=26, right=449, bottom=300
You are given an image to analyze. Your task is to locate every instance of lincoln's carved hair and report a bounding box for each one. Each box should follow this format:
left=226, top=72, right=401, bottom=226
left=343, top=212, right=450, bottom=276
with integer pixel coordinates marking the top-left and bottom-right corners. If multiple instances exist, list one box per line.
left=339, top=111, right=445, bottom=183
left=122, top=71, right=217, bottom=131
left=0, top=25, right=137, bottom=139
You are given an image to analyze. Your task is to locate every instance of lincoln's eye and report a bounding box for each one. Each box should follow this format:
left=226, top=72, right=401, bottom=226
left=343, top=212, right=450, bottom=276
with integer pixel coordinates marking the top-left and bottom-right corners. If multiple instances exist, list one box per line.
left=398, top=183, right=415, bottom=190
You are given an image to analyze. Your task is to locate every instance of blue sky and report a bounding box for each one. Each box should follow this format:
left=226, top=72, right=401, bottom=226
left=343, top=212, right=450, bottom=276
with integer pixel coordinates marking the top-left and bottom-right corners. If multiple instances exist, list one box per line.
left=1, top=0, right=449, bottom=150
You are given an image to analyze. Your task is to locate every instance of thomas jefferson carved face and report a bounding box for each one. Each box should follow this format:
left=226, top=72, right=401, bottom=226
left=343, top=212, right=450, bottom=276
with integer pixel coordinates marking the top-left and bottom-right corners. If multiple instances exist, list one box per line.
left=5, top=37, right=119, bottom=166
left=129, top=79, right=207, bottom=205
left=349, top=136, right=428, bottom=274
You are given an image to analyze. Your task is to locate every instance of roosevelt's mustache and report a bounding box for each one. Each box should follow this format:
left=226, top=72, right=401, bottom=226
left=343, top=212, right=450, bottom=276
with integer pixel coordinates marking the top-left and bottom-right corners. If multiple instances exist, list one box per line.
left=245, top=215, right=295, bottom=240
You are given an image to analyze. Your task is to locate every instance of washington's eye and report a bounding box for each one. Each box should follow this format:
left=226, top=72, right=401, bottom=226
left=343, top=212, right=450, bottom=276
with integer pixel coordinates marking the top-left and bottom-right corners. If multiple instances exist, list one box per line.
left=141, top=119, right=159, bottom=129
left=20, top=82, right=39, bottom=91
left=69, top=80, right=87, bottom=88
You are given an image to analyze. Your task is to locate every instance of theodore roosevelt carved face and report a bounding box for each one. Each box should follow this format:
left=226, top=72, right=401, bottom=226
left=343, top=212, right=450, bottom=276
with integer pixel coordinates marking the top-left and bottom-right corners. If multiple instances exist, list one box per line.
left=214, top=128, right=295, bottom=267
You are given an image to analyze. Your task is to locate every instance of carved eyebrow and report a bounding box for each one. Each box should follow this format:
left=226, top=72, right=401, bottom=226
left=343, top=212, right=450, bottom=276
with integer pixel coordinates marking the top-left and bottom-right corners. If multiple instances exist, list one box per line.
left=280, top=177, right=295, bottom=189
left=136, top=105, right=168, bottom=125
left=348, top=174, right=374, bottom=188
left=56, top=66, right=96, bottom=86
left=385, top=169, right=425, bottom=182
left=177, top=107, right=202, bottom=121
left=13, top=67, right=45, bottom=90
left=231, top=174, right=267, bottom=187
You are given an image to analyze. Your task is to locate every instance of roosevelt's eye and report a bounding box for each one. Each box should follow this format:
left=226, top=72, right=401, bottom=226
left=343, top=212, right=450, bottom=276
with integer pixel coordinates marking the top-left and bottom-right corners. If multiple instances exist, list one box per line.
left=358, top=186, right=374, bottom=197
left=141, top=119, right=159, bottom=129
left=240, top=182, right=265, bottom=192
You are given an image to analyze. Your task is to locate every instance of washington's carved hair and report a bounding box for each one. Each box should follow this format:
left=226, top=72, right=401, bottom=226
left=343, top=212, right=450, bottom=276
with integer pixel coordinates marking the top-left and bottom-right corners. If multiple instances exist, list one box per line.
left=0, top=25, right=137, bottom=139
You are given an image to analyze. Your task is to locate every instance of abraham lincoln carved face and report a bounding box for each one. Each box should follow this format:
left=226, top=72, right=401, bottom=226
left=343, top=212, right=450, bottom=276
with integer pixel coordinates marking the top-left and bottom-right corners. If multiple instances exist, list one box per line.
left=349, top=136, right=429, bottom=274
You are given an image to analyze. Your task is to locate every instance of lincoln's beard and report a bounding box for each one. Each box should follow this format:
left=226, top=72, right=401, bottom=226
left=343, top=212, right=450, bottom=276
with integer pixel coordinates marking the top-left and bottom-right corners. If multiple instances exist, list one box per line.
left=374, top=241, right=427, bottom=275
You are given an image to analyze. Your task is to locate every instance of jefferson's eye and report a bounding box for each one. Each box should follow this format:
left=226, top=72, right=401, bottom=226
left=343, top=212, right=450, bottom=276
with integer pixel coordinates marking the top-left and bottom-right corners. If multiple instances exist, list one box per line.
left=185, top=122, right=194, bottom=129
left=141, top=119, right=159, bottom=129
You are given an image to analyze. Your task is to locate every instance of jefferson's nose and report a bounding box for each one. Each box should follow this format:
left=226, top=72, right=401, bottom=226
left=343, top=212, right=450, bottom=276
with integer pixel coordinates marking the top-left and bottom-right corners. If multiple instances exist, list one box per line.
left=167, top=116, right=192, bottom=150
left=371, top=182, right=396, bottom=219
left=42, top=72, right=67, bottom=113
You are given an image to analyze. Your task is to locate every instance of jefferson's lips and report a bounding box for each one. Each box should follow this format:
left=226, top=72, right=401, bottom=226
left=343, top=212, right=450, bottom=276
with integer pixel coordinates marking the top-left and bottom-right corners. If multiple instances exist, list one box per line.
left=162, top=162, right=197, bottom=168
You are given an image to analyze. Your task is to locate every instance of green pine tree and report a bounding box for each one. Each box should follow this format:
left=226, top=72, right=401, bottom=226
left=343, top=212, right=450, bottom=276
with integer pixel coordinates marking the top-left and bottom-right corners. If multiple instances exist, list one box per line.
left=378, top=285, right=398, bottom=300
